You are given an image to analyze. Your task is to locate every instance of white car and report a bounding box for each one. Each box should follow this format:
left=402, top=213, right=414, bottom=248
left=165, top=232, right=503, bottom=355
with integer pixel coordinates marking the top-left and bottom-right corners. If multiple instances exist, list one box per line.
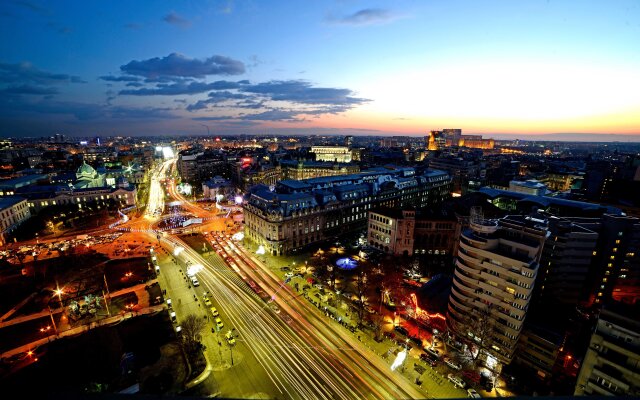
left=445, top=358, right=462, bottom=371
left=190, top=276, right=200, bottom=287
left=284, top=272, right=294, bottom=278
left=448, top=374, right=466, bottom=389
left=467, top=389, right=481, bottom=398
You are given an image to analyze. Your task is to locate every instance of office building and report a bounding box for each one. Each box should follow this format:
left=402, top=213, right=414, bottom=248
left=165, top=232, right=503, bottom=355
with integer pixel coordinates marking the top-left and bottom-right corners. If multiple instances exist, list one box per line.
left=244, top=167, right=451, bottom=255
left=447, top=214, right=549, bottom=366
left=574, top=303, right=640, bottom=396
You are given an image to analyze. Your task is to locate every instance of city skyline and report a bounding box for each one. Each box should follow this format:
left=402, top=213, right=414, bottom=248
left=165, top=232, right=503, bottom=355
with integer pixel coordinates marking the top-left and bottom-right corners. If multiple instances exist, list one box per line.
left=1, top=0, right=640, bottom=139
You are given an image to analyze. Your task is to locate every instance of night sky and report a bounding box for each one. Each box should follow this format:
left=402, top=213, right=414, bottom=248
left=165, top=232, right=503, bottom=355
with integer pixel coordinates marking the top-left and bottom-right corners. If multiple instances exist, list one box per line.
left=1, top=0, right=639, bottom=138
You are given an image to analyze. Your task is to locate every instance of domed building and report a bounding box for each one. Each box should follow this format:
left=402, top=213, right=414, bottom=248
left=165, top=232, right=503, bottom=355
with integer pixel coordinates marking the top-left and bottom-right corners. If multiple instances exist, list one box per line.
left=74, top=161, right=106, bottom=189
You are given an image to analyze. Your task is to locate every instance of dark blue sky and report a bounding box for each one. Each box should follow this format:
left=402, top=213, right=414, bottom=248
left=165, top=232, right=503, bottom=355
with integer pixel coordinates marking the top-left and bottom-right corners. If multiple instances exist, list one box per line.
left=1, top=0, right=639, bottom=138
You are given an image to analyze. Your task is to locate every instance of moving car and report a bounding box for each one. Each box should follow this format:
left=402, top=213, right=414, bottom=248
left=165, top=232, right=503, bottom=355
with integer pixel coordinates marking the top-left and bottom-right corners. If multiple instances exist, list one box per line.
left=170, top=311, right=177, bottom=323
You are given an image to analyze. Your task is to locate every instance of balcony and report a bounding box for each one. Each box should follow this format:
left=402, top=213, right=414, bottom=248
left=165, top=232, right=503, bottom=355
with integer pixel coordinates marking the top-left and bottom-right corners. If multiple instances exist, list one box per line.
left=455, top=268, right=479, bottom=287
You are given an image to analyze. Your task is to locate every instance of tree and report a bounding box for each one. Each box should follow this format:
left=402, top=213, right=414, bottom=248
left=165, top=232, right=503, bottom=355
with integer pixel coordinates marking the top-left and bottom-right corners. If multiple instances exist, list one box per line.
left=354, top=270, right=369, bottom=327
left=453, top=303, right=495, bottom=368
left=180, top=314, right=206, bottom=354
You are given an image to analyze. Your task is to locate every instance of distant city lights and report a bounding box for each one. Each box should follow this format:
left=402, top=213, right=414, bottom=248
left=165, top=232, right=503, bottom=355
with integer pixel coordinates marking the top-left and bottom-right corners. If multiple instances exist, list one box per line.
left=256, top=245, right=266, bottom=255
left=234, top=195, right=243, bottom=205
left=232, top=232, right=244, bottom=241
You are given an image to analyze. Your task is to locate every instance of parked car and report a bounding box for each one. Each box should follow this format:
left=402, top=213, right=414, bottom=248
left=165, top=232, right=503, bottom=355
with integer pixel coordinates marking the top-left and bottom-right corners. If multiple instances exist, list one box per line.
left=210, top=307, right=219, bottom=317
left=424, top=347, right=441, bottom=359
left=215, top=317, right=224, bottom=329
left=445, top=357, right=462, bottom=371
left=203, top=295, right=212, bottom=307
left=420, top=353, right=438, bottom=366
left=467, top=389, right=481, bottom=398
left=284, top=272, right=294, bottom=278
left=225, top=330, right=236, bottom=345
left=280, top=266, right=291, bottom=272
left=448, top=373, right=466, bottom=389
left=394, top=325, right=409, bottom=336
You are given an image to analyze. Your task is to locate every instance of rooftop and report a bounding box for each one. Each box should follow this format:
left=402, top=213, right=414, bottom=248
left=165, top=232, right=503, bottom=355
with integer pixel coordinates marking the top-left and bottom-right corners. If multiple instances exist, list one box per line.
left=0, top=196, right=27, bottom=209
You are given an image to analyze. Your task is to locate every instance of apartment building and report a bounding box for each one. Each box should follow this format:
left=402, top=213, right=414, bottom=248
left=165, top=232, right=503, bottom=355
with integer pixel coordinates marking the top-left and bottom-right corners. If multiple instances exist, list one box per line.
left=574, top=303, right=640, bottom=396
left=447, top=214, right=549, bottom=366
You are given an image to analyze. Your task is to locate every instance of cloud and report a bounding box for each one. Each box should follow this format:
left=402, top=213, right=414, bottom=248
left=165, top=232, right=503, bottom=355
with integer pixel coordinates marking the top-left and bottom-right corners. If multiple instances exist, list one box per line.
left=99, top=75, right=141, bottom=82
left=0, top=62, right=85, bottom=84
left=110, top=106, right=177, bottom=120
left=0, top=94, right=177, bottom=121
left=330, top=8, right=399, bottom=26
left=240, top=109, right=302, bottom=121
left=120, top=53, right=245, bottom=79
left=119, top=80, right=247, bottom=96
left=125, top=82, right=144, bottom=87
left=1, top=84, right=58, bottom=95
left=163, top=11, right=191, bottom=28
left=186, top=91, right=251, bottom=111
left=241, top=80, right=369, bottom=106
left=124, top=22, right=142, bottom=30
left=11, top=0, right=51, bottom=16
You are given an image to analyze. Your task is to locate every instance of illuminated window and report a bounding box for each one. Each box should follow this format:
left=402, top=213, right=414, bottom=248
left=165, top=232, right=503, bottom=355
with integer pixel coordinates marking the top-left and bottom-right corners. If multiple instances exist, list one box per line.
left=592, top=251, right=597, bottom=256
left=615, top=240, right=621, bottom=244
left=613, top=248, right=618, bottom=252
left=602, top=278, right=608, bottom=282
left=620, top=274, right=627, bottom=279
left=608, top=263, right=613, bottom=267
left=610, top=256, right=615, bottom=260
left=597, top=292, right=603, bottom=297
left=506, top=287, right=516, bottom=295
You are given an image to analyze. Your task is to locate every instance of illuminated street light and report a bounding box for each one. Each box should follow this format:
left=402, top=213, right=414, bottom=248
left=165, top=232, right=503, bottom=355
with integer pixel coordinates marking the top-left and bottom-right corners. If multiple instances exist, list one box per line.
left=256, top=245, right=265, bottom=255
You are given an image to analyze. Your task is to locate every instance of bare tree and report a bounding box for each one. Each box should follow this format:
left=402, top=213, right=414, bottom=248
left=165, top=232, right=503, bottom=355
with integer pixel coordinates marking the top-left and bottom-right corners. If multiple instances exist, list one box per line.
left=453, top=304, right=495, bottom=368
left=180, top=314, right=206, bottom=354
left=354, top=270, right=369, bottom=326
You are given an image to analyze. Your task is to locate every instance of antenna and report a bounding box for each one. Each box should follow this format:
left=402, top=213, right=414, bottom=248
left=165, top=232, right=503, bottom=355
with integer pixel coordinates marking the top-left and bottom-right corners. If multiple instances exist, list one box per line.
left=470, top=206, right=484, bottom=224
left=199, top=124, right=210, bottom=135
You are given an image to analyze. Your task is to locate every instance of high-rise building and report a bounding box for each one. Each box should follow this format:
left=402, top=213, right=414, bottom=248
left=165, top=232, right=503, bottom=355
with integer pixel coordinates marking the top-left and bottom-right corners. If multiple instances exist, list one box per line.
left=534, top=216, right=599, bottom=308
left=447, top=213, right=549, bottom=366
left=574, top=303, right=640, bottom=396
